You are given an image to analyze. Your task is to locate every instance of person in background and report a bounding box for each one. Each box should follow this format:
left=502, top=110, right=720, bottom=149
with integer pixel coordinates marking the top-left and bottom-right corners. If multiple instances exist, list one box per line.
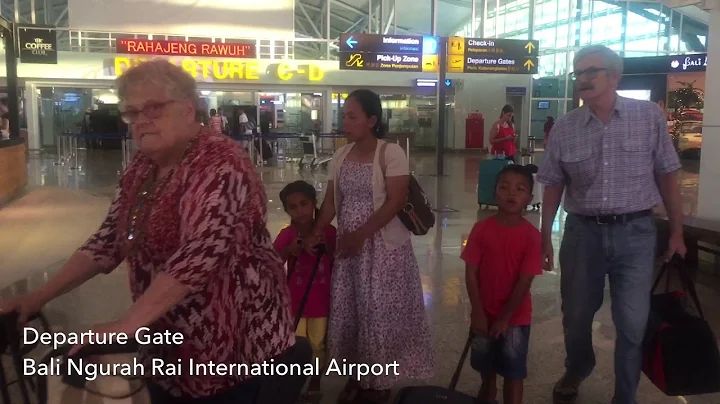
left=208, top=108, right=223, bottom=134
left=538, top=44, right=686, bottom=404
left=218, top=107, right=229, bottom=135
left=543, top=116, right=554, bottom=147
left=238, top=108, right=252, bottom=148
left=305, top=89, right=434, bottom=404
left=0, top=99, right=9, bottom=140
left=0, top=59, right=296, bottom=404
left=274, top=181, right=336, bottom=403
left=462, top=165, right=542, bottom=404
left=489, top=105, right=518, bottom=162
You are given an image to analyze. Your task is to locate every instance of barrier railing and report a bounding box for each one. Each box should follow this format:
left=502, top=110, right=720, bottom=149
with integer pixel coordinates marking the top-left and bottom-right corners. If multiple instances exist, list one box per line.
left=52, top=131, right=411, bottom=175
left=54, top=132, right=131, bottom=172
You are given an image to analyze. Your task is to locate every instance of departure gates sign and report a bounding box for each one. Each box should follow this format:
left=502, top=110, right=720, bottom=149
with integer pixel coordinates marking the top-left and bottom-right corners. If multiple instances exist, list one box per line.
left=338, top=33, right=439, bottom=73
left=447, top=37, right=539, bottom=74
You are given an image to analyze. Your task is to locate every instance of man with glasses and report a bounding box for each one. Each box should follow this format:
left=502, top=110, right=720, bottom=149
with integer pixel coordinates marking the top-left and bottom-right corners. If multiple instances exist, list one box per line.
left=537, top=45, right=686, bottom=404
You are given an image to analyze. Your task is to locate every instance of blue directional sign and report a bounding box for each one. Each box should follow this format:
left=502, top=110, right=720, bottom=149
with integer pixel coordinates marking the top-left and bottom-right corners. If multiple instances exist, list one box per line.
left=339, top=33, right=439, bottom=73
left=414, top=79, right=452, bottom=88
left=345, top=36, right=358, bottom=49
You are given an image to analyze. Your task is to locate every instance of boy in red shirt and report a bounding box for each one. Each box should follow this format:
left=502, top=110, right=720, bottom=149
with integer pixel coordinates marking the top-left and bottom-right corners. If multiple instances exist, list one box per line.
left=461, top=165, right=543, bottom=404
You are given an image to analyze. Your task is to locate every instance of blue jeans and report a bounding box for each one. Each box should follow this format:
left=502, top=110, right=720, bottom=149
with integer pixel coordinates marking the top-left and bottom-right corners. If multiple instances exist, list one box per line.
left=470, top=326, right=531, bottom=379
left=559, top=213, right=656, bottom=404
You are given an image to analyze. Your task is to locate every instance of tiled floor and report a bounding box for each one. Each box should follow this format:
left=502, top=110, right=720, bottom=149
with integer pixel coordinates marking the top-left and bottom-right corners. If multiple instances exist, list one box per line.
left=0, top=147, right=717, bottom=404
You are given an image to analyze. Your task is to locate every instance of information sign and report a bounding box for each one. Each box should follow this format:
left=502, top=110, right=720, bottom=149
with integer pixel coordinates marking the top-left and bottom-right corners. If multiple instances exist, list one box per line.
left=338, top=33, right=439, bottom=73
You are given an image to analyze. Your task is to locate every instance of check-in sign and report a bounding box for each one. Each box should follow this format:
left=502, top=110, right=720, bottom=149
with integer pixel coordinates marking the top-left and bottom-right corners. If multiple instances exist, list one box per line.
left=447, top=37, right=539, bottom=75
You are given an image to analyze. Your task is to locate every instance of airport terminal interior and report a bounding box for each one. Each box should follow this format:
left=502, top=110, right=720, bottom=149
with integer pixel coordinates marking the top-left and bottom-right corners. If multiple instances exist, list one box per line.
left=2, top=0, right=720, bottom=403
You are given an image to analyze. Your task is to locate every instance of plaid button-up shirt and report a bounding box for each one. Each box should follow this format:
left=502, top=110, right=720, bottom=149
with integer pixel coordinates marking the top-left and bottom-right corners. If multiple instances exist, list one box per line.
left=537, top=96, right=681, bottom=216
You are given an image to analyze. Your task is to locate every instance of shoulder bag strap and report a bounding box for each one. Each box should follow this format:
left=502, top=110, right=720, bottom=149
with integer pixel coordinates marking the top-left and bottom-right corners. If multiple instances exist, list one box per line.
left=378, top=141, right=389, bottom=177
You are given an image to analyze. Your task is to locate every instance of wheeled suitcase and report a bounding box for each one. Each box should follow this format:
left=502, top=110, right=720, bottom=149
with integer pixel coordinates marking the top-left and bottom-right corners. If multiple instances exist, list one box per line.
left=478, top=157, right=513, bottom=208
left=257, top=245, right=326, bottom=404
left=393, top=332, right=476, bottom=403
left=529, top=173, right=543, bottom=210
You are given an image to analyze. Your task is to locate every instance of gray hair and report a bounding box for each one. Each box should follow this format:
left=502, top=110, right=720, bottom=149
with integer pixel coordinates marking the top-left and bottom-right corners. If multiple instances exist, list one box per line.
left=573, top=45, right=623, bottom=75
left=116, top=59, right=199, bottom=110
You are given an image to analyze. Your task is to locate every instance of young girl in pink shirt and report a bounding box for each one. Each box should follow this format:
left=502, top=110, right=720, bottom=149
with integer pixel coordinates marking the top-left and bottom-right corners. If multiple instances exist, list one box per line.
left=274, top=181, right=336, bottom=402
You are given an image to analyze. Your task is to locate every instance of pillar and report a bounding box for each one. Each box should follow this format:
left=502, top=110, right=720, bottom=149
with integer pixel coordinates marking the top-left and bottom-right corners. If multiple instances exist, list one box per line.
left=696, top=3, right=720, bottom=219
left=25, top=82, right=40, bottom=151
left=322, top=88, right=333, bottom=134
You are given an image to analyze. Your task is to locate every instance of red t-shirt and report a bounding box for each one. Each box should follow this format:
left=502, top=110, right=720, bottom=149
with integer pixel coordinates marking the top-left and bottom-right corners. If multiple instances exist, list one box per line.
left=274, top=225, right=336, bottom=318
left=460, top=216, right=542, bottom=326
left=491, top=124, right=517, bottom=156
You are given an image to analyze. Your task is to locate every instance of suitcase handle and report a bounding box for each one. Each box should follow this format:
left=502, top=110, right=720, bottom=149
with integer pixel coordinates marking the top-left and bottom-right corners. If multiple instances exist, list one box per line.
left=290, top=244, right=326, bottom=330
left=448, top=330, right=474, bottom=391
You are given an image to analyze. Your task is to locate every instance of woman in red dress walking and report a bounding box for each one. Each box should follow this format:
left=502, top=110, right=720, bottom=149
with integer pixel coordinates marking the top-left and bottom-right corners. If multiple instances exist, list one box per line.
left=489, top=105, right=518, bottom=162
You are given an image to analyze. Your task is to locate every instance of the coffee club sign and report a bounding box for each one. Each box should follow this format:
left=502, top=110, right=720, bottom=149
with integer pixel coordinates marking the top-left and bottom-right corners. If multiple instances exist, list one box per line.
left=112, top=57, right=326, bottom=82
left=17, top=25, right=58, bottom=64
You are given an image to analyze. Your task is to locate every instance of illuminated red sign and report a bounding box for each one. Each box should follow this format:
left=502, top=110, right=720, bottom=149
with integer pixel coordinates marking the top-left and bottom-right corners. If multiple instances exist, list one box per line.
left=116, top=38, right=256, bottom=58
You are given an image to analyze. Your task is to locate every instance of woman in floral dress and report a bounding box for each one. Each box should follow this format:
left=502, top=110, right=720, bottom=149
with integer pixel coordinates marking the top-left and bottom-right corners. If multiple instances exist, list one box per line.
left=305, top=89, right=434, bottom=403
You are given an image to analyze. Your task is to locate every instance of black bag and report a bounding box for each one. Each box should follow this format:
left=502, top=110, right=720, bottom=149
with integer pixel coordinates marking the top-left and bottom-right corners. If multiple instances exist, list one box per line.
left=642, top=256, right=720, bottom=396
left=524, top=164, right=539, bottom=174
left=394, top=331, right=476, bottom=403
left=379, top=142, right=436, bottom=236
left=254, top=138, right=274, bottom=161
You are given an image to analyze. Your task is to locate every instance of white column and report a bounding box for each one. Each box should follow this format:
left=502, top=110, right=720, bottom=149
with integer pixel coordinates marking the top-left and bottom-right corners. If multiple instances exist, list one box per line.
left=322, top=88, right=333, bottom=134
left=25, top=82, right=40, bottom=151
left=697, top=4, right=720, bottom=219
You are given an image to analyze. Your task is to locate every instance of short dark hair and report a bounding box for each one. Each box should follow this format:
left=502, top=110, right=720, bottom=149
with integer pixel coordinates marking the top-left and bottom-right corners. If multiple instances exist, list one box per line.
left=495, top=165, right=534, bottom=190
left=279, top=181, right=317, bottom=210
left=347, top=89, right=386, bottom=139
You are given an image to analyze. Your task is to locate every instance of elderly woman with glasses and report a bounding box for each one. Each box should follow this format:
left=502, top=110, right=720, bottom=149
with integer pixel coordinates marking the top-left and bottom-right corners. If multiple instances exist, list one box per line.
left=0, top=60, right=296, bottom=403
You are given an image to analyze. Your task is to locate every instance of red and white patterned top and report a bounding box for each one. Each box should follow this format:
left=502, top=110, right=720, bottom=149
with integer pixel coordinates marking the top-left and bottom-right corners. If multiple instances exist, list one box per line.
left=79, top=129, right=295, bottom=399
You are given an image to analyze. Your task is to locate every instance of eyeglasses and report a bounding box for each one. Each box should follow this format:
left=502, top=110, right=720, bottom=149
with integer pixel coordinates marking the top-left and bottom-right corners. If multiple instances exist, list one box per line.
left=120, top=100, right=176, bottom=124
left=569, top=67, right=609, bottom=81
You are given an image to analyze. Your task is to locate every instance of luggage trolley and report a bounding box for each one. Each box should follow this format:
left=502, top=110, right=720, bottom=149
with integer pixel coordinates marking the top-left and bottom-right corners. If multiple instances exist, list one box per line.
left=297, top=134, right=317, bottom=170
left=312, top=132, right=347, bottom=170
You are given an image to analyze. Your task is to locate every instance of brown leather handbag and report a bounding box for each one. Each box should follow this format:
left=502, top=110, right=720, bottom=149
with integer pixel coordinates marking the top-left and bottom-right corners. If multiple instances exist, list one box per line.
left=379, top=142, right=435, bottom=235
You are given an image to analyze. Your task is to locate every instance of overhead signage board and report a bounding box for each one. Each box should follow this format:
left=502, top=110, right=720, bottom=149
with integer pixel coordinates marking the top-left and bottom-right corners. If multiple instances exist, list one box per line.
left=112, top=57, right=325, bottom=82
left=18, top=26, right=58, bottom=64
left=447, top=37, right=538, bottom=74
left=622, top=53, right=707, bottom=75
left=669, top=53, right=706, bottom=72
left=116, top=38, right=256, bottom=59
left=338, top=33, right=439, bottom=73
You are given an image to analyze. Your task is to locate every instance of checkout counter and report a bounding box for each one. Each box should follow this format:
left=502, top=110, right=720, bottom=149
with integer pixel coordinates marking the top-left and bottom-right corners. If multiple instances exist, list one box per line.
left=0, top=137, right=27, bottom=204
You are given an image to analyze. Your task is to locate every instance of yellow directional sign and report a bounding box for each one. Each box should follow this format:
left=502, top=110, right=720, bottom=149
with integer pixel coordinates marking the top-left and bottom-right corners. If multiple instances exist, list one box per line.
left=444, top=37, right=538, bottom=74
left=422, top=54, right=439, bottom=73
left=448, top=36, right=465, bottom=55
left=447, top=55, right=465, bottom=73
left=346, top=54, right=364, bottom=68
